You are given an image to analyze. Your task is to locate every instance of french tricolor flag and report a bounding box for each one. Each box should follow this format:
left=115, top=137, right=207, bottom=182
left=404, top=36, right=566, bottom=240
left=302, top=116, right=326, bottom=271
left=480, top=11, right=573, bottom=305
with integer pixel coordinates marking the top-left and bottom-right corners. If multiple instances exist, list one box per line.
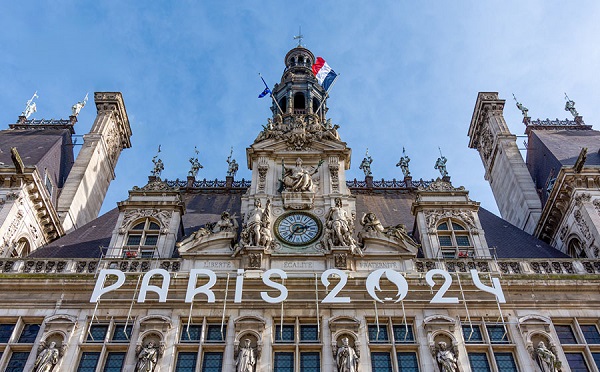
left=312, top=57, right=338, bottom=92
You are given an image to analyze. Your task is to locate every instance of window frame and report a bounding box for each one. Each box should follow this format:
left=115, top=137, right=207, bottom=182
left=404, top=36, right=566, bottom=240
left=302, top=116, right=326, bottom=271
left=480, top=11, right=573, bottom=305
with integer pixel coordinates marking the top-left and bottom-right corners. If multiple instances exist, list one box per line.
left=123, top=218, right=161, bottom=258
left=436, top=219, right=473, bottom=258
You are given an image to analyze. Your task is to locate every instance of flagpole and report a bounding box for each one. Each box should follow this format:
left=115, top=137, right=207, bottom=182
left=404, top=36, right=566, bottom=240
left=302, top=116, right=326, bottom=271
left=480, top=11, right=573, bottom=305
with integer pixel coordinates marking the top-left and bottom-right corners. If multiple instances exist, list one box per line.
left=315, top=73, right=340, bottom=119
left=259, top=73, right=285, bottom=116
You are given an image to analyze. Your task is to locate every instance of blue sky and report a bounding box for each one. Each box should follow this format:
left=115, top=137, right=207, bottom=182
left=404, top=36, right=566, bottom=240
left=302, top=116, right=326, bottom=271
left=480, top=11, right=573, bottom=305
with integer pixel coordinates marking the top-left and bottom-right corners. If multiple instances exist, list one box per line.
left=1, top=1, right=600, bottom=217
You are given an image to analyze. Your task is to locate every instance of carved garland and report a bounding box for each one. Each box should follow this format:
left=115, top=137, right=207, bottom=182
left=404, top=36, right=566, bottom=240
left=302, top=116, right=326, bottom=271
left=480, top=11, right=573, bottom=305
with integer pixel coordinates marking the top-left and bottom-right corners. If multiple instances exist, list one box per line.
left=118, top=209, right=173, bottom=235
left=257, top=157, right=269, bottom=193
left=329, top=156, right=340, bottom=193
left=424, top=209, right=477, bottom=234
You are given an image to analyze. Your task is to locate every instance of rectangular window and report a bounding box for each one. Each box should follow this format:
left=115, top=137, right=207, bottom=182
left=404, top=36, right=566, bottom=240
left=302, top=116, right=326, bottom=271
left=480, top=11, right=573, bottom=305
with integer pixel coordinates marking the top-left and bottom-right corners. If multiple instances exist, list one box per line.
left=486, top=325, right=509, bottom=343
left=442, top=250, right=456, bottom=259
left=274, top=352, right=294, bottom=372
left=462, top=325, right=483, bottom=343
left=468, top=353, right=491, bottom=371
left=555, top=325, right=578, bottom=344
left=300, top=325, right=319, bottom=342
left=396, top=352, right=419, bottom=371
left=180, top=324, right=202, bottom=342
left=201, top=352, right=222, bottom=372
left=111, top=324, right=133, bottom=342
left=175, top=352, right=198, bottom=372
left=438, top=236, right=452, bottom=247
left=126, top=234, right=142, bottom=245
left=581, top=325, right=600, bottom=344
left=368, top=325, right=389, bottom=343
left=275, top=324, right=295, bottom=343
left=0, top=324, right=15, bottom=343
left=77, top=352, right=101, bottom=372
left=205, top=324, right=226, bottom=342
left=300, top=352, right=320, bottom=371
left=455, top=235, right=471, bottom=247
left=592, top=352, right=600, bottom=368
left=103, top=352, right=126, bottom=372
left=87, top=324, right=109, bottom=342
left=393, top=324, right=414, bottom=343
left=565, top=352, right=590, bottom=372
left=6, top=352, right=30, bottom=372
left=370, top=352, right=392, bottom=371
left=17, top=324, right=40, bottom=343
left=144, top=235, right=159, bottom=246
left=494, top=352, right=518, bottom=372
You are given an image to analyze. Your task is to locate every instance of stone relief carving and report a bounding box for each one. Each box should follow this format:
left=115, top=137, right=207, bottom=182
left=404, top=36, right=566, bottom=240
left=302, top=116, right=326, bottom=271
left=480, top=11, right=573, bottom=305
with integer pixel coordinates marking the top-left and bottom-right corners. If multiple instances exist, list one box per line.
left=1, top=210, right=24, bottom=252
left=559, top=225, right=569, bottom=241
left=119, top=209, right=173, bottom=235
left=177, top=212, right=238, bottom=251
left=322, top=198, right=362, bottom=255
left=476, top=125, right=494, bottom=162
left=574, top=209, right=592, bottom=240
left=233, top=199, right=273, bottom=256
left=329, top=156, right=340, bottom=193
left=574, top=193, right=591, bottom=207
left=431, top=341, right=459, bottom=372
left=132, top=178, right=177, bottom=192
left=334, top=253, right=348, bottom=269
left=34, top=340, right=66, bottom=372
left=419, top=178, right=465, bottom=192
left=281, top=158, right=322, bottom=192
left=425, top=209, right=477, bottom=233
left=257, top=157, right=268, bottom=193
left=135, top=340, right=164, bottom=372
left=336, top=337, right=359, bottom=372
left=254, top=114, right=342, bottom=150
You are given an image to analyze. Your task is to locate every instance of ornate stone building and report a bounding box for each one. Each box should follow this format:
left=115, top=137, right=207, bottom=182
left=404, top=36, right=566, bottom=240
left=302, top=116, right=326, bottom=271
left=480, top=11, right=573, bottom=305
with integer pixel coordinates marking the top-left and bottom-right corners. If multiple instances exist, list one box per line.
left=1, top=47, right=600, bottom=372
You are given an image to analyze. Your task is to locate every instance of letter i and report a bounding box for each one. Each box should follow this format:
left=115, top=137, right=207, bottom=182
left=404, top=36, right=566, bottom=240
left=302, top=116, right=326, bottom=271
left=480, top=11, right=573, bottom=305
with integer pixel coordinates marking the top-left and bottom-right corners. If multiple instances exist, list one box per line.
left=234, top=269, right=244, bottom=303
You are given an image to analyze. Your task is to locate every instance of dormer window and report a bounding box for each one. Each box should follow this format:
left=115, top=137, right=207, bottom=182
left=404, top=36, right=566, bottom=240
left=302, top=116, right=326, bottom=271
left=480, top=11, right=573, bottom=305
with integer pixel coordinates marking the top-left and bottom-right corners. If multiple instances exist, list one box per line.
left=124, top=219, right=160, bottom=258
left=437, top=220, right=473, bottom=258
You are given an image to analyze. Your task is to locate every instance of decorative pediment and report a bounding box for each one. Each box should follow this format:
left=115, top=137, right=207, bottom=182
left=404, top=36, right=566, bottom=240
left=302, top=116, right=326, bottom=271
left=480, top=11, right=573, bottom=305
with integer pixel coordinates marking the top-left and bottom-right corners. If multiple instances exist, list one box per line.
left=177, top=231, right=237, bottom=255
left=359, top=231, right=418, bottom=256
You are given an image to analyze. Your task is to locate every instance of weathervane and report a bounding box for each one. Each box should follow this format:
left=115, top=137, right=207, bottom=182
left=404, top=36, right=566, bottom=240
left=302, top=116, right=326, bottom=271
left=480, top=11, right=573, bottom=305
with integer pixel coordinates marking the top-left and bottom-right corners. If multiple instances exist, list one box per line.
left=512, top=93, right=529, bottom=118
left=151, top=145, right=164, bottom=178
left=21, top=91, right=39, bottom=119
left=293, top=26, right=304, bottom=47
left=71, top=93, right=89, bottom=117
left=564, top=93, right=579, bottom=118
left=188, top=146, right=203, bottom=178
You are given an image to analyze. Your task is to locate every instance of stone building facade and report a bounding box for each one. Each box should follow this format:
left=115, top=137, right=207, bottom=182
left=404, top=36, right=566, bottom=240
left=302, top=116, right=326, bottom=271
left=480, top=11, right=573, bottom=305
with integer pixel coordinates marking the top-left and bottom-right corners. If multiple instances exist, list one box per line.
left=0, top=46, right=600, bottom=372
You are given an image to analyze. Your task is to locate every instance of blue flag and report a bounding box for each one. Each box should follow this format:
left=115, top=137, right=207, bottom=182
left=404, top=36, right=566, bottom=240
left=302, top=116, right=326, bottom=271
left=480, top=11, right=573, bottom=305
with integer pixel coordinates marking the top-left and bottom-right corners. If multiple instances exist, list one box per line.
left=258, top=87, right=271, bottom=98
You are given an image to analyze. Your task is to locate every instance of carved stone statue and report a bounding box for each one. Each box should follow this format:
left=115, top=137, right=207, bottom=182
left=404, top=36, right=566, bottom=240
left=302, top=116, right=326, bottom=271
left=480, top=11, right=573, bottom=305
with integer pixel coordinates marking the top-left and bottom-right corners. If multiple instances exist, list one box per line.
left=533, top=341, right=560, bottom=372
left=282, top=158, right=321, bottom=192
left=565, top=95, right=579, bottom=118
left=188, top=156, right=203, bottom=178
left=324, top=198, right=362, bottom=255
left=360, top=212, right=385, bottom=234
left=336, top=337, right=359, bottom=372
left=34, top=341, right=64, bottom=372
left=234, top=199, right=271, bottom=255
left=71, top=93, right=88, bottom=117
left=212, top=211, right=238, bottom=233
left=151, top=147, right=164, bottom=178
left=236, top=338, right=256, bottom=372
left=22, top=91, right=38, bottom=119
left=396, top=147, right=411, bottom=177
left=434, top=156, right=448, bottom=177
left=135, top=341, right=162, bottom=372
left=359, top=150, right=373, bottom=177
left=227, top=148, right=239, bottom=178
left=435, top=341, right=458, bottom=372
left=513, top=94, right=529, bottom=117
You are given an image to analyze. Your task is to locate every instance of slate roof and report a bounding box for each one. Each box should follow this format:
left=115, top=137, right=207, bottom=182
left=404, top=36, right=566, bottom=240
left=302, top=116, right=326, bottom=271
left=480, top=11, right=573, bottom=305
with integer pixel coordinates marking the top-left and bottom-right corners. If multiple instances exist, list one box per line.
left=28, top=187, right=567, bottom=260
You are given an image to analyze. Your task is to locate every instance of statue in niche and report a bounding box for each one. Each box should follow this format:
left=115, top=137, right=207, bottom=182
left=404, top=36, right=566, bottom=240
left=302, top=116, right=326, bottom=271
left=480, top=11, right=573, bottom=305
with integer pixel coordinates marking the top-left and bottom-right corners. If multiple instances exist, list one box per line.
left=396, top=147, right=411, bottom=177
left=34, top=340, right=65, bottom=372
left=235, top=338, right=256, bottom=372
left=323, top=198, right=362, bottom=255
left=359, top=149, right=372, bottom=177
left=533, top=341, right=560, bottom=372
left=135, top=340, right=163, bottom=372
left=281, top=158, right=322, bottom=192
left=234, top=199, right=272, bottom=255
left=336, top=337, right=359, bottom=372
left=564, top=93, right=579, bottom=118
left=434, top=341, right=458, bottom=372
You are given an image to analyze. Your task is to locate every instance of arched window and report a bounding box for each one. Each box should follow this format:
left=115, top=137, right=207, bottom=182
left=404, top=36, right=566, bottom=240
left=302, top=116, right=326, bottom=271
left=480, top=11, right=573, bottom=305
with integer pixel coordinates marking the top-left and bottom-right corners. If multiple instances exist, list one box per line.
left=437, top=219, right=473, bottom=259
left=11, top=238, right=31, bottom=257
left=568, top=237, right=587, bottom=258
left=124, top=219, right=160, bottom=258
left=294, top=92, right=306, bottom=113
left=279, top=97, right=287, bottom=113
left=312, top=98, right=320, bottom=114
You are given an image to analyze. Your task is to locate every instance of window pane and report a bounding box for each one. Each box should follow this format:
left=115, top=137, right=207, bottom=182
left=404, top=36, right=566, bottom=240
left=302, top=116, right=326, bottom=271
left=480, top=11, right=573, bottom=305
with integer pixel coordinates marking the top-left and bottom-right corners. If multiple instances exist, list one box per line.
left=274, top=352, right=294, bottom=372
left=132, top=222, right=145, bottom=230
left=494, top=353, right=517, bottom=372
left=275, top=324, right=295, bottom=342
left=397, top=352, right=419, bottom=371
left=468, top=353, right=491, bottom=371
left=452, top=222, right=465, bottom=231
left=144, top=235, right=159, bottom=246
left=18, top=324, right=40, bottom=343
left=206, top=325, right=226, bottom=342
left=368, top=325, right=389, bottom=343
left=6, top=352, right=30, bottom=372
left=141, top=249, right=155, bottom=258
left=176, top=352, right=198, bottom=372
left=371, top=352, right=392, bottom=371
left=556, top=325, right=578, bottom=344
left=149, top=222, right=160, bottom=230
left=201, top=352, right=222, bottom=372
left=437, top=223, right=449, bottom=231
left=300, top=325, right=319, bottom=342
left=455, top=235, right=471, bottom=247
left=77, top=352, right=100, bottom=372
left=438, top=235, right=452, bottom=247
left=104, top=352, right=126, bottom=372
left=175, top=353, right=198, bottom=372
left=442, top=250, right=456, bottom=259
left=393, top=324, right=414, bottom=343
left=127, top=234, right=142, bottom=245
left=180, top=324, right=202, bottom=342
left=87, top=325, right=108, bottom=342
left=565, top=353, right=590, bottom=372
left=112, top=324, right=133, bottom=342
left=581, top=325, right=600, bottom=344
left=0, top=324, right=15, bottom=343
left=486, top=325, right=509, bottom=343
left=592, top=352, right=600, bottom=368
left=300, top=352, right=320, bottom=372
left=462, top=325, right=483, bottom=343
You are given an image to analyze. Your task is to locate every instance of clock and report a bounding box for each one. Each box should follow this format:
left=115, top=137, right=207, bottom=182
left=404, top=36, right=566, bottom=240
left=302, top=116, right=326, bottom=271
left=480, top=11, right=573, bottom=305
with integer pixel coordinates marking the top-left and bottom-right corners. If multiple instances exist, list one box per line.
left=274, top=212, right=322, bottom=246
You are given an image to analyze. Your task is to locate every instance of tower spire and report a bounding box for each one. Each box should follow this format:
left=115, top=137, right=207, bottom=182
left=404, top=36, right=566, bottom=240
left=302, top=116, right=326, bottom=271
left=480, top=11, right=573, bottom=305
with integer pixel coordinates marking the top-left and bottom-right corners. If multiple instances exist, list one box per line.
left=293, top=26, right=304, bottom=47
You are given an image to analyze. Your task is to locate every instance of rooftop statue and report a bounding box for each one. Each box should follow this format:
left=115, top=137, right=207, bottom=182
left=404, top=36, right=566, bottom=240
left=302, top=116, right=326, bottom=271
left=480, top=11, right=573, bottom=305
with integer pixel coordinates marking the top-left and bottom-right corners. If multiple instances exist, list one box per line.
left=188, top=147, right=203, bottom=178
left=513, top=93, right=529, bottom=117
left=396, top=147, right=411, bottom=177
left=22, top=91, right=38, bottom=119
left=71, top=93, right=89, bottom=117
left=226, top=147, right=239, bottom=178
left=150, top=146, right=164, bottom=177
left=434, top=148, right=448, bottom=177
left=564, top=93, right=579, bottom=118
left=359, top=149, right=373, bottom=177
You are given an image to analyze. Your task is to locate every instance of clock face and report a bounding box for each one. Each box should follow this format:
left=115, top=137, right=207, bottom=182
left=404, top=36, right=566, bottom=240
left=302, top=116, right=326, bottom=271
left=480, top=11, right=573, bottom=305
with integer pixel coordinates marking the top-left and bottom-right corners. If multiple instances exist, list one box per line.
left=274, top=212, right=322, bottom=246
